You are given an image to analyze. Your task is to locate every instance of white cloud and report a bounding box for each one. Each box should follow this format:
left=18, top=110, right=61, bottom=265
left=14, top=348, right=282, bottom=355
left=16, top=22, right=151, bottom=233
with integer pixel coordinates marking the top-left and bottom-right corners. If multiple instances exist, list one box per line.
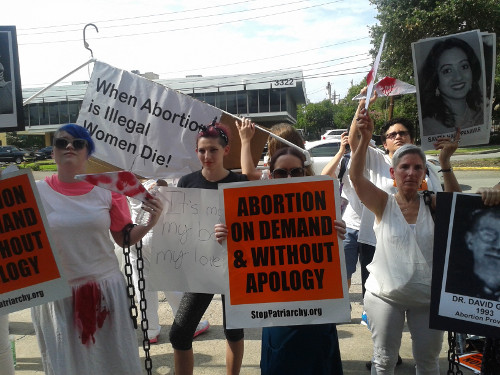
left=3, top=0, right=378, bottom=102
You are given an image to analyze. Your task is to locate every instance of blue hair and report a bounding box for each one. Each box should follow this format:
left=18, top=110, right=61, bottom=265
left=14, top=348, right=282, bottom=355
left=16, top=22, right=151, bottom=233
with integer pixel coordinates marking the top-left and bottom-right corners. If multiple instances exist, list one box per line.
left=54, top=124, right=95, bottom=156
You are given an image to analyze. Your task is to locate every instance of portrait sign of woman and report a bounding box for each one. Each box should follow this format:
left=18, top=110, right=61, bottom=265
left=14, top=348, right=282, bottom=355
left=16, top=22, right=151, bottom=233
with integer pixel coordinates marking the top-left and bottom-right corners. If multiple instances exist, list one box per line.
left=413, top=31, right=487, bottom=144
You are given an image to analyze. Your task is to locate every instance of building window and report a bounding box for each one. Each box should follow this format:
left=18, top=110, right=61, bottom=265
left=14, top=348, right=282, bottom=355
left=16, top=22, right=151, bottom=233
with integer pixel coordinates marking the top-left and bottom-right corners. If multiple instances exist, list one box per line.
left=59, top=101, right=69, bottom=124
left=68, top=101, right=81, bottom=123
left=259, top=89, right=270, bottom=113
left=281, top=90, right=287, bottom=111
left=39, top=103, right=49, bottom=125
left=215, top=92, right=226, bottom=111
left=204, top=92, right=216, bottom=107
left=270, top=88, right=281, bottom=112
left=226, top=92, right=237, bottom=114
left=49, top=102, right=59, bottom=125
left=248, top=90, right=258, bottom=113
left=237, top=91, right=247, bottom=114
left=26, top=105, right=38, bottom=126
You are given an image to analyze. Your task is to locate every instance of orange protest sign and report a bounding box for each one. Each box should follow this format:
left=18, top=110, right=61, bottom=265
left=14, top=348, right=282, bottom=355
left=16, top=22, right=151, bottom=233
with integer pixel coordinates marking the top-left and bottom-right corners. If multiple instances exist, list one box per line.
left=458, top=353, right=482, bottom=372
left=0, top=172, right=61, bottom=293
left=223, top=178, right=343, bottom=305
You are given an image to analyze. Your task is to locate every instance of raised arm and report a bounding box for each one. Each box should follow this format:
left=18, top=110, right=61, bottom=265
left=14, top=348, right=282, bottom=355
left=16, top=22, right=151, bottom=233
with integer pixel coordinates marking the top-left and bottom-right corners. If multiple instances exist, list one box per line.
left=349, top=109, right=388, bottom=222
left=321, top=132, right=348, bottom=177
left=433, top=128, right=461, bottom=192
left=236, top=117, right=262, bottom=180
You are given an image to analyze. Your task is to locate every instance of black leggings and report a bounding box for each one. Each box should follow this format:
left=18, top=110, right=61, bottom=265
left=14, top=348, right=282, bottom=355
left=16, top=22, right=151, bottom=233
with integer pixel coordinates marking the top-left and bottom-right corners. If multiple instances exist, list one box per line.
left=169, top=292, right=244, bottom=350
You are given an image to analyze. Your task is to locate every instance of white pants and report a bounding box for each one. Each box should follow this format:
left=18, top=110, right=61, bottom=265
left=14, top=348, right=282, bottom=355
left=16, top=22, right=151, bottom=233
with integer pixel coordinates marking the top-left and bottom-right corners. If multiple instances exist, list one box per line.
left=0, top=314, right=15, bottom=375
left=364, top=291, right=444, bottom=375
left=130, top=247, right=183, bottom=338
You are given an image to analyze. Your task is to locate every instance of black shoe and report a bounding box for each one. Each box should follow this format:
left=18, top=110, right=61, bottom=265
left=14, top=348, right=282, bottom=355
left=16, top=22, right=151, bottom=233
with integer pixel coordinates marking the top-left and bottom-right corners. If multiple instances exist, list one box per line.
left=366, top=355, right=403, bottom=370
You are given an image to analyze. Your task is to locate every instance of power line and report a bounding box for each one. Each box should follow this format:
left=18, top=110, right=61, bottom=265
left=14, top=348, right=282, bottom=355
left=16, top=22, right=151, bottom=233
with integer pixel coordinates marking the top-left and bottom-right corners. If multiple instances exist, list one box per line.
left=19, top=0, right=343, bottom=45
left=19, top=0, right=314, bottom=36
left=157, top=37, right=370, bottom=76
left=17, top=0, right=262, bottom=32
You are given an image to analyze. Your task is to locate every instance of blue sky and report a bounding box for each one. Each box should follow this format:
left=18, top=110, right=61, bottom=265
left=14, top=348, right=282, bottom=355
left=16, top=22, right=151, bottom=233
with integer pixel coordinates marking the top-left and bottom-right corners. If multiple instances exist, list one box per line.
left=3, top=0, right=378, bottom=103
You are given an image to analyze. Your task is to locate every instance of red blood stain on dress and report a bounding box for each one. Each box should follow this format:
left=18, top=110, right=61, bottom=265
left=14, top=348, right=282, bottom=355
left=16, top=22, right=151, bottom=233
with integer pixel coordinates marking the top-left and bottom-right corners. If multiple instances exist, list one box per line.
left=73, top=281, right=110, bottom=345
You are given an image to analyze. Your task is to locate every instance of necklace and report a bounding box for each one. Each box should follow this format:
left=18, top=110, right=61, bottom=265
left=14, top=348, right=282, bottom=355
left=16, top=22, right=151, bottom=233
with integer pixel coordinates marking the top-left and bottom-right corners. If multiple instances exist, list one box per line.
left=395, top=194, right=419, bottom=213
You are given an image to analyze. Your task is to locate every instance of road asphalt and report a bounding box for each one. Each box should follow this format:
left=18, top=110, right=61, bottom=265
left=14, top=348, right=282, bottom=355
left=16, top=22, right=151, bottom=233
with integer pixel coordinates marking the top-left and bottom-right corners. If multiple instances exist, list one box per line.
left=6, top=168, right=493, bottom=374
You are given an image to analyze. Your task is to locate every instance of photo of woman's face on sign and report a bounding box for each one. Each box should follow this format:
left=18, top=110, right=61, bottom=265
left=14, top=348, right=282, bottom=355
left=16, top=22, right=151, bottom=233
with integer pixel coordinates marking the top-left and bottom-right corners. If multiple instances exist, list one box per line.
left=412, top=30, right=490, bottom=149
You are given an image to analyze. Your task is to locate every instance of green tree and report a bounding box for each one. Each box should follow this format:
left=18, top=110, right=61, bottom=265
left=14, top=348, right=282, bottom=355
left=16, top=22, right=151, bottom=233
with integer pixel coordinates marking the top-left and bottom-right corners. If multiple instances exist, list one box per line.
left=369, top=0, right=500, bottom=126
left=332, top=81, right=388, bottom=137
left=296, top=100, right=337, bottom=139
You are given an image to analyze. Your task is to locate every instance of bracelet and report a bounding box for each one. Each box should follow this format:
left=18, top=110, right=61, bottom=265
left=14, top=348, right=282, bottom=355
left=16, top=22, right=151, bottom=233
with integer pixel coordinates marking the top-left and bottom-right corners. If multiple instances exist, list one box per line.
left=439, top=168, right=453, bottom=173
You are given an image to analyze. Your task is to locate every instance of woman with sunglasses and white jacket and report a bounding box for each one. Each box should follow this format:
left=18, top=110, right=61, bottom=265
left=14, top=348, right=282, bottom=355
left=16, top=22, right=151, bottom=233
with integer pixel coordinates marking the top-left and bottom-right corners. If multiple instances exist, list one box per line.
left=32, top=124, right=163, bottom=375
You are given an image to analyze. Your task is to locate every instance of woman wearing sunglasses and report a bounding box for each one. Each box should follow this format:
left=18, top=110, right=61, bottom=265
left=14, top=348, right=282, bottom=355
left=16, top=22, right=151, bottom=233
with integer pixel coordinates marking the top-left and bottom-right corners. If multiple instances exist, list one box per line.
left=216, top=146, right=347, bottom=375
left=169, top=122, right=248, bottom=375
left=31, top=124, right=163, bottom=375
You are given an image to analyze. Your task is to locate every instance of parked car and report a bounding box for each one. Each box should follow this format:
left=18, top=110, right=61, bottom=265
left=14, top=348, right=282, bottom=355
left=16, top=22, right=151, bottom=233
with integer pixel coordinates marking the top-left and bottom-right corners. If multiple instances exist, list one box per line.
left=24, top=146, right=53, bottom=161
left=305, top=139, right=342, bottom=175
left=0, top=145, right=27, bottom=164
left=36, top=146, right=53, bottom=159
left=320, top=129, right=347, bottom=141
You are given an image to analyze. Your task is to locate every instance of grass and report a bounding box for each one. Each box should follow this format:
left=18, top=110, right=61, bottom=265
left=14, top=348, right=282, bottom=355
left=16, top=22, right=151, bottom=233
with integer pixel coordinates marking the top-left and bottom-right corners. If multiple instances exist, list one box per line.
left=425, top=144, right=500, bottom=156
left=1, top=159, right=57, bottom=172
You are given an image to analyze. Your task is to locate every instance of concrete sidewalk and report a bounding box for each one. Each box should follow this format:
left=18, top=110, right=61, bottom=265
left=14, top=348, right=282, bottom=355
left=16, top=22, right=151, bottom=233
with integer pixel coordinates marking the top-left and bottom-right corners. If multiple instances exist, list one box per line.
left=9, top=282, right=476, bottom=374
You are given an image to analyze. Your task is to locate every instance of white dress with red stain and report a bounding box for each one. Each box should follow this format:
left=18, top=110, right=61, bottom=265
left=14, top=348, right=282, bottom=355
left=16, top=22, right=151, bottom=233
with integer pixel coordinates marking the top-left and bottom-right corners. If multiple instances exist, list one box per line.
left=31, top=178, right=141, bottom=375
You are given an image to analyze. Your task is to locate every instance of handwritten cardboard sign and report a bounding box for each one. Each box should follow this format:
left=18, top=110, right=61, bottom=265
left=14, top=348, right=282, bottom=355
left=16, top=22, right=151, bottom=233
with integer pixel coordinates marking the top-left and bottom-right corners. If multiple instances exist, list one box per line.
left=149, top=187, right=225, bottom=293
left=219, top=176, right=350, bottom=329
left=0, top=170, right=70, bottom=314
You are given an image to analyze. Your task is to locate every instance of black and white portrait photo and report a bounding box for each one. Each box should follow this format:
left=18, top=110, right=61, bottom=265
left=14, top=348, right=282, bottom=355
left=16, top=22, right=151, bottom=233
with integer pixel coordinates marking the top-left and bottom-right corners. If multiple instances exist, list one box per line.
left=412, top=30, right=491, bottom=149
left=0, top=26, right=24, bottom=131
left=446, top=198, right=500, bottom=300
left=429, top=193, right=500, bottom=338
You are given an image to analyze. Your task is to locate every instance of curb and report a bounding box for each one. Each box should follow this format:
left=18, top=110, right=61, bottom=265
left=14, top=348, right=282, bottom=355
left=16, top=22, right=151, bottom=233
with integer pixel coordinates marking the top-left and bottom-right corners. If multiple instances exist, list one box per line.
left=454, top=167, right=500, bottom=171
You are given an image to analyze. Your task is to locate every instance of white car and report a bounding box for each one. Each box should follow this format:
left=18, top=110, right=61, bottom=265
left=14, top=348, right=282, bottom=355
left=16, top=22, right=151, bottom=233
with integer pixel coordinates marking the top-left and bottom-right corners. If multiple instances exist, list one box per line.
left=304, top=139, right=342, bottom=175
left=304, top=139, right=444, bottom=187
left=320, top=129, right=347, bottom=141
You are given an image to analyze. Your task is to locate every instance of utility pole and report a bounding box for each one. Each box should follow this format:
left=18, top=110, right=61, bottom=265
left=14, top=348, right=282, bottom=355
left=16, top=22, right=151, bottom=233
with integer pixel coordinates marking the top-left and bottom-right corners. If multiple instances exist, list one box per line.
left=332, top=90, right=340, bottom=105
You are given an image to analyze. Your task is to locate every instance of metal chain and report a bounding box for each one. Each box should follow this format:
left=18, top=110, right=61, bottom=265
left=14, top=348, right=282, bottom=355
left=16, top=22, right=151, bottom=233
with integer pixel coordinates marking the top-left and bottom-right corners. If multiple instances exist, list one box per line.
left=447, top=331, right=464, bottom=375
left=122, top=224, right=152, bottom=374
left=135, top=238, right=153, bottom=374
left=122, top=224, right=138, bottom=329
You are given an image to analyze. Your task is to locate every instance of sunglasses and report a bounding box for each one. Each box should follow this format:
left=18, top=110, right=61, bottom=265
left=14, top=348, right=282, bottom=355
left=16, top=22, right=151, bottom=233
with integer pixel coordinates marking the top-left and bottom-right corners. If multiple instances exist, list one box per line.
left=54, top=138, right=88, bottom=150
left=385, top=130, right=409, bottom=140
left=271, top=167, right=305, bottom=179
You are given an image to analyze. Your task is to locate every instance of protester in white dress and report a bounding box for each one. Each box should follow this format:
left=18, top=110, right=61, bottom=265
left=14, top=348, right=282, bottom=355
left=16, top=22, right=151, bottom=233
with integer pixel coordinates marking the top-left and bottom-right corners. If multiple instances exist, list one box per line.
left=31, top=124, right=163, bottom=375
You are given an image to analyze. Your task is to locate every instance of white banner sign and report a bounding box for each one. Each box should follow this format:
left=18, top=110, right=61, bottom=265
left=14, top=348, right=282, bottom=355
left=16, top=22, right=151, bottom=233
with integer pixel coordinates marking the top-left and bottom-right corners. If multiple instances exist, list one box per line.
left=78, top=61, right=223, bottom=178
left=149, top=187, right=226, bottom=293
